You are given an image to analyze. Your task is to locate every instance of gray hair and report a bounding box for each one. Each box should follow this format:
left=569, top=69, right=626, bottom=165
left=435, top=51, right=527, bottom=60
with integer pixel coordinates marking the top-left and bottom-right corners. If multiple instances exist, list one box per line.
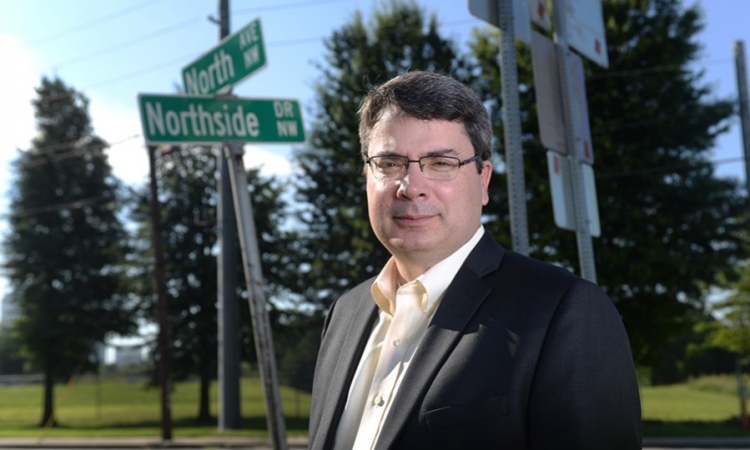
left=358, top=71, right=492, bottom=171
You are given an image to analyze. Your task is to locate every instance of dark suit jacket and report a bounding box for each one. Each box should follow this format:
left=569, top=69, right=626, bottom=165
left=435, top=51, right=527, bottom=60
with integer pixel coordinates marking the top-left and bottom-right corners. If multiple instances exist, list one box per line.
left=309, top=232, right=642, bottom=449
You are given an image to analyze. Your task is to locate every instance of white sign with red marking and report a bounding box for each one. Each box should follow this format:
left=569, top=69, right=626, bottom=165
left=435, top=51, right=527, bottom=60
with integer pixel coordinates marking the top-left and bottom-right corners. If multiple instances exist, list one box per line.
left=529, top=0, right=551, bottom=31
left=547, top=151, right=600, bottom=236
left=565, top=0, right=609, bottom=68
left=569, top=50, right=594, bottom=163
left=532, top=31, right=594, bottom=163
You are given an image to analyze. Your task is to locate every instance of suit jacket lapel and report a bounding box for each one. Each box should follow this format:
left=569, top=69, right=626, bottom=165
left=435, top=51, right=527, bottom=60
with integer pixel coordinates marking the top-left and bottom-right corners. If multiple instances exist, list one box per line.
left=374, top=233, right=505, bottom=449
left=313, top=294, right=378, bottom=450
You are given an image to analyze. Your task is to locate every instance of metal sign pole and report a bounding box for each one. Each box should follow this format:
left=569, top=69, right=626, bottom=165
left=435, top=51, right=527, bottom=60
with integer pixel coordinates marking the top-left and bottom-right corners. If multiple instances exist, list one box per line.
left=497, top=0, right=530, bottom=255
left=552, top=0, right=597, bottom=283
left=223, top=141, right=288, bottom=450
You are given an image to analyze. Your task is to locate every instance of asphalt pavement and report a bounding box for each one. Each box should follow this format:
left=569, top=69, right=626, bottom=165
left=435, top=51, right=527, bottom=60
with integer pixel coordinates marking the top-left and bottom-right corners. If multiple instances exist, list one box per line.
left=0, top=436, right=749, bottom=449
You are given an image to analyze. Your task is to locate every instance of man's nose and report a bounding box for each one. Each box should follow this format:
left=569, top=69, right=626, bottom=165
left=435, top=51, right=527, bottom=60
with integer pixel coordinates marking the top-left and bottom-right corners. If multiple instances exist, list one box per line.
left=398, top=161, right=429, bottom=199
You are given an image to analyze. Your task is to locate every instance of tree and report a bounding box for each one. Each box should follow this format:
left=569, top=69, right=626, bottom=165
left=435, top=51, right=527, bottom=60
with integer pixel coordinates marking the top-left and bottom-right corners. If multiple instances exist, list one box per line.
left=703, top=265, right=750, bottom=357
left=469, top=0, right=747, bottom=370
left=130, top=145, right=298, bottom=422
left=3, top=77, right=136, bottom=426
left=0, top=326, right=25, bottom=375
left=293, top=0, right=476, bottom=311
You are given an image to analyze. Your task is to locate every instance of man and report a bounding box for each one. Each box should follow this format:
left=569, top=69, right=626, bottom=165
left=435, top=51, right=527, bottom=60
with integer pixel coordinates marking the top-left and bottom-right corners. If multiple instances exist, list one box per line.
left=309, top=71, right=641, bottom=450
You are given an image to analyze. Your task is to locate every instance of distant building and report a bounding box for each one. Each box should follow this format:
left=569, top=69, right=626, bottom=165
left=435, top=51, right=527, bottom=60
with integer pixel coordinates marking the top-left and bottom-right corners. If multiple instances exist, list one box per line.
left=114, top=345, right=145, bottom=368
left=0, top=293, right=20, bottom=328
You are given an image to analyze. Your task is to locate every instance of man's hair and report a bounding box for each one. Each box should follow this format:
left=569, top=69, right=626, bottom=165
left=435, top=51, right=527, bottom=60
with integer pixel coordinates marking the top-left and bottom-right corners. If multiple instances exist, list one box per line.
left=358, top=71, right=492, bottom=170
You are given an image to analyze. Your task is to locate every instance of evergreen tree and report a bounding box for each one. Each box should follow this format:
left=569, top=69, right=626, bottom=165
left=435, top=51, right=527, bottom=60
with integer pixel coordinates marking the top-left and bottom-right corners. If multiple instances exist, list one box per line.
left=469, top=0, right=747, bottom=369
left=293, top=0, right=475, bottom=310
left=3, top=77, right=136, bottom=426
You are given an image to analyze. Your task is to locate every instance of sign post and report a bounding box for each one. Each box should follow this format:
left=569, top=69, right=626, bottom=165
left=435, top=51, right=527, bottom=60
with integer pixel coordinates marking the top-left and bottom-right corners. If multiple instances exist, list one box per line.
left=552, top=0, right=599, bottom=282
left=137, top=93, right=304, bottom=450
left=140, top=12, right=299, bottom=449
left=468, top=0, right=530, bottom=256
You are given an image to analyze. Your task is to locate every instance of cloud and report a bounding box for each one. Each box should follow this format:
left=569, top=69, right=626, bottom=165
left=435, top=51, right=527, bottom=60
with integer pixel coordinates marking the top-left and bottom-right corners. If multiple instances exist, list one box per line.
left=89, top=100, right=150, bottom=186
left=0, top=33, right=40, bottom=189
left=243, top=144, right=296, bottom=177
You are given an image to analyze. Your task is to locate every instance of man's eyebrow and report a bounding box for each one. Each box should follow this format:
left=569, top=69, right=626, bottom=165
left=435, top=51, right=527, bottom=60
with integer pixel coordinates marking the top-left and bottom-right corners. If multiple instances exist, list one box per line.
left=425, top=149, right=457, bottom=157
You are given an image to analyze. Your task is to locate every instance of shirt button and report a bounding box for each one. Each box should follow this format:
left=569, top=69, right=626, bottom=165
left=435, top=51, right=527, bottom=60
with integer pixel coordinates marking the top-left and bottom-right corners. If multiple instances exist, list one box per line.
left=373, top=395, right=384, bottom=407
left=392, top=338, right=401, bottom=347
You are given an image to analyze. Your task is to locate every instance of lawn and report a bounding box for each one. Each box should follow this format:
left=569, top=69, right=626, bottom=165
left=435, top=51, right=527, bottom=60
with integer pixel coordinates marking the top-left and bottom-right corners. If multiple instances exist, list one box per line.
left=640, top=374, right=750, bottom=437
left=1, top=373, right=750, bottom=438
left=0, top=375, right=311, bottom=439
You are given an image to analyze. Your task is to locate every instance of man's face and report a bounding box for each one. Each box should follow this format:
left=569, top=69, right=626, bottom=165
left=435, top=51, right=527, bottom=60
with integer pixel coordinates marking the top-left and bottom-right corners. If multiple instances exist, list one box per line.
left=366, top=111, right=492, bottom=277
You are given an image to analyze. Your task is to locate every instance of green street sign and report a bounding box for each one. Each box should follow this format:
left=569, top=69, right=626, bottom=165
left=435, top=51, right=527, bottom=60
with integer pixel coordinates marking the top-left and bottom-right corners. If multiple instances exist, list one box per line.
left=182, top=18, right=266, bottom=95
left=138, top=94, right=305, bottom=144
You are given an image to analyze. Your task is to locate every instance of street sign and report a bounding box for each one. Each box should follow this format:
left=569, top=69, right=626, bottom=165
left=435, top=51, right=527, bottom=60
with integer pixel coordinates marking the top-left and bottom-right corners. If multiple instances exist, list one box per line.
left=569, top=51, right=594, bottom=163
left=547, top=151, right=600, bottom=236
left=531, top=30, right=565, bottom=153
left=138, top=94, right=305, bottom=144
left=565, top=0, right=609, bottom=68
left=182, top=18, right=266, bottom=95
left=530, top=0, right=551, bottom=31
left=532, top=30, right=594, bottom=163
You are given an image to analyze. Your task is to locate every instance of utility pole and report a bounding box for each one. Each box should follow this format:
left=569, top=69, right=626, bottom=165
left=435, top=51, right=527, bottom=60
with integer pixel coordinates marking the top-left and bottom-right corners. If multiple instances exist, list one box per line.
left=734, top=39, right=750, bottom=429
left=736, top=41, right=750, bottom=196
left=148, top=145, right=173, bottom=441
left=215, top=0, right=243, bottom=431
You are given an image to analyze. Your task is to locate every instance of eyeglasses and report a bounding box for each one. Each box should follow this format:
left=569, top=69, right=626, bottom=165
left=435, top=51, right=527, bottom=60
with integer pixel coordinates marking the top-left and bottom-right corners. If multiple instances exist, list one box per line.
left=365, top=154, right=481, bottom=181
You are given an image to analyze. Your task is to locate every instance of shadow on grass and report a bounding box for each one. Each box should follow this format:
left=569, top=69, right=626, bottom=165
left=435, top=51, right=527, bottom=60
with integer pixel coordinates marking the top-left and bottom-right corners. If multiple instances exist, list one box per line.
left=644, top=418, right=750, bottom=437
left=9, top=416, right=310, bottom=436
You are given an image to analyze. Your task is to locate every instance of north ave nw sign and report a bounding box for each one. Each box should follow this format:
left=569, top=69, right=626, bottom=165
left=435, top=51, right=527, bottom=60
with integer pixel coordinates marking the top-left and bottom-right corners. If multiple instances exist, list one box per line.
left=138, top=94, right=305, bottom=144
left=182, top=18, right=266, bottom=95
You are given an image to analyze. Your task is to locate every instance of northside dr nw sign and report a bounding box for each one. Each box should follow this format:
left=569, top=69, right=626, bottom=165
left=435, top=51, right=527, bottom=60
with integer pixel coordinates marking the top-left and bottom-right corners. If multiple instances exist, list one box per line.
left=137, top=94, right=305, bottom=144
left=182, top=18, right=267, bottom=95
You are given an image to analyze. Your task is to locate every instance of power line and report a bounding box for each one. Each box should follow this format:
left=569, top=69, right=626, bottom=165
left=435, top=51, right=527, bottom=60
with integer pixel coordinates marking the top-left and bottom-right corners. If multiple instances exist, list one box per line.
left=233, top=0, right=353, bottom=15
left=52, top=16, right=204, bottom=70
left=32, top=0, right=171, bottom=45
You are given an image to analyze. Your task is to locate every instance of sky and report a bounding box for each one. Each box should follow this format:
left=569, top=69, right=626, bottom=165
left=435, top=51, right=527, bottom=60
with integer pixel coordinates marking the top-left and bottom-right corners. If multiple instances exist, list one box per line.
left=0, top=0, right=748, bottom=321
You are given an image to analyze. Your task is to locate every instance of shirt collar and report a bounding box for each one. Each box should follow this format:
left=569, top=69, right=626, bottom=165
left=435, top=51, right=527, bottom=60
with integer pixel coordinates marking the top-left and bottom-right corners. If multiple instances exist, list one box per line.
left=371, top=226, right=485, bottom=316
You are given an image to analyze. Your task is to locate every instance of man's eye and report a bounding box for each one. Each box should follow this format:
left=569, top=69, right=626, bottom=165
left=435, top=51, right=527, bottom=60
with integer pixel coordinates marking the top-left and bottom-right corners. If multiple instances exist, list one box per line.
left=378, top=159, right=403, bottom=169
left=426, top=158, right=456, bottom=169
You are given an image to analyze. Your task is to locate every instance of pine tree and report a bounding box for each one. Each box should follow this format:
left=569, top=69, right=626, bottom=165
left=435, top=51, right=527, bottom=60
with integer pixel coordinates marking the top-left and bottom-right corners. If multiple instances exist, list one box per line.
left=3, top=77, right=135, bottom=426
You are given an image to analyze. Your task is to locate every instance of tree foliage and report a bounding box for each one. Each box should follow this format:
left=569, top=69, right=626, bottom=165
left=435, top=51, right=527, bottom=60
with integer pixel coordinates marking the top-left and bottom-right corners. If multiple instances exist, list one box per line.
left=469, top=0, right=747, bottom=369
left=3, top=77, right=136, bottom=426
left=293, top=0, right=475, bottom=310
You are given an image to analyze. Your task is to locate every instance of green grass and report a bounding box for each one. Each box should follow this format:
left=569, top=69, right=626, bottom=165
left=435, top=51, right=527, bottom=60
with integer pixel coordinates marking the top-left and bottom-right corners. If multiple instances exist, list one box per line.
left=641, top=374, right=750, bottom=437
left=3, top=373, right=750, bottom=438
left=0, top=375, right=310, bottom=439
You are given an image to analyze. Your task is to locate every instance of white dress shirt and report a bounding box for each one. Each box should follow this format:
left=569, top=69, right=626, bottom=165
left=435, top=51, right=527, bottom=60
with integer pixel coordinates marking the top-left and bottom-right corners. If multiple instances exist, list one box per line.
left=333, top=226, right=485, bottom=450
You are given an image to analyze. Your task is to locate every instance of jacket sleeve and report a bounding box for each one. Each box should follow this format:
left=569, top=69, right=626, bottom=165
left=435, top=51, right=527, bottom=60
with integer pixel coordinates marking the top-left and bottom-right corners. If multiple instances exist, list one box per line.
left=526, top=279, right=642, bottom=449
